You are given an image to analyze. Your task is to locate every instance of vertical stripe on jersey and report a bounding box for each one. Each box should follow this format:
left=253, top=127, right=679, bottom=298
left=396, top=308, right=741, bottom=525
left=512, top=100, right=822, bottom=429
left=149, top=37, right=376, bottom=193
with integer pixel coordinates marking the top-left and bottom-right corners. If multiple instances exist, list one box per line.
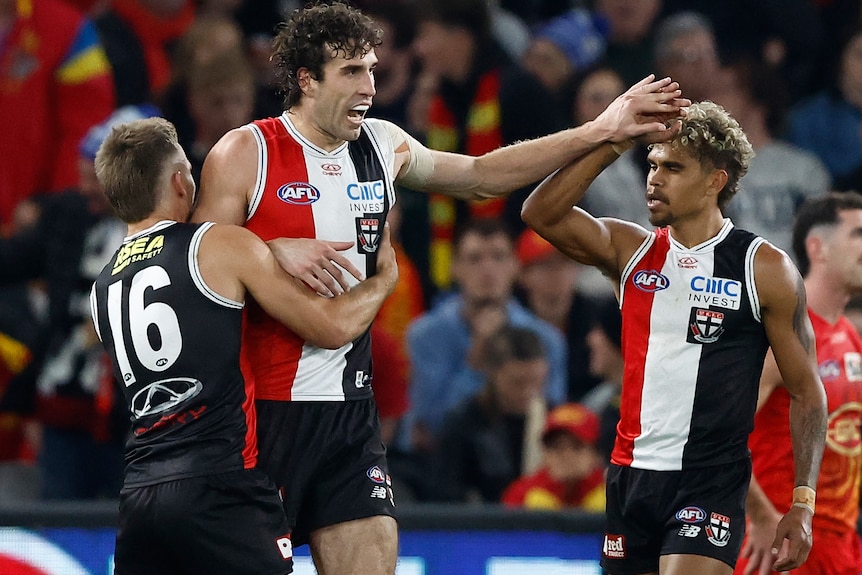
left=247, top=124, right=268, bottom=220
left=633, top=242, right=709, bottom=469
left=348, top=126, right=393, bottom=279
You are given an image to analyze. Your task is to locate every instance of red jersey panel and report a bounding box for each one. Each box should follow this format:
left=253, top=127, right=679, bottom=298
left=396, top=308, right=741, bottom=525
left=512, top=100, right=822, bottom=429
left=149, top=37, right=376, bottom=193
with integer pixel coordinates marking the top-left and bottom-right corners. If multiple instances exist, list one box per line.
left=750, top=310, right=862, bottom=534
left=240, top=115, right=397, bottom=401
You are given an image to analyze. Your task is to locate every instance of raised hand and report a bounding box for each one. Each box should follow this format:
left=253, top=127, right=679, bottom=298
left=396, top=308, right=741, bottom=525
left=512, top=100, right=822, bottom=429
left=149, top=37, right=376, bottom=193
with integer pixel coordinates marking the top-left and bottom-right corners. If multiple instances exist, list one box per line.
left=591, top=74, right=691, bottom=146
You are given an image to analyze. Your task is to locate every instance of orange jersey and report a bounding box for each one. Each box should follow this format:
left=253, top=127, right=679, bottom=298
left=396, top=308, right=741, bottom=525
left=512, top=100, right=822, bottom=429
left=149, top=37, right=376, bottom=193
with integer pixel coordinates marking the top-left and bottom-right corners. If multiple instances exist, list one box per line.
left=749, top=309, right=862, bottom=534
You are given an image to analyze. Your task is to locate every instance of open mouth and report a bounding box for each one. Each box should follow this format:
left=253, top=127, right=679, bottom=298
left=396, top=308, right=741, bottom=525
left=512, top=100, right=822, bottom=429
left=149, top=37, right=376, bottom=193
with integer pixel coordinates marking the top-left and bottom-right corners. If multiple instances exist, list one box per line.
left=348, top=105, right=369, bottom=122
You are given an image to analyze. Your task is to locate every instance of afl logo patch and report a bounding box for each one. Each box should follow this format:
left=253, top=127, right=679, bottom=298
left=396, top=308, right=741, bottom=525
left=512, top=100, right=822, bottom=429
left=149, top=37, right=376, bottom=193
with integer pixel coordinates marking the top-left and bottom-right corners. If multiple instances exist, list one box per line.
left=277, top=182, right=320, bottom=205
left=675, top=506, right=706, bottom=523
left=632, top=270, right=669, bottom=292
left=367, top=465, right=386, bottom=484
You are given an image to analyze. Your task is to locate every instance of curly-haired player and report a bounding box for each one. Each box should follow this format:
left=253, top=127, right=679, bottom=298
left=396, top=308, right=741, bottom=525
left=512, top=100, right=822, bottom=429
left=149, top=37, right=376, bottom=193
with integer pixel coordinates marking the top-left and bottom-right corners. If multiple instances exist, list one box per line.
left=192, top=2, right=688, bottom=573
left=522, top=101, right=828, bottom=575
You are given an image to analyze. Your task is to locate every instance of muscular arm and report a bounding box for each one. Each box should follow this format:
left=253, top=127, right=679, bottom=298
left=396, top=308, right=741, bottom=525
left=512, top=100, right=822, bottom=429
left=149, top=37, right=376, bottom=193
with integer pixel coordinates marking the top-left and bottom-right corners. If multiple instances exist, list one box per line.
left=395, top=75, right=687, bottom=202
left=198, top=223, right=398, bottom=349
left=193, top=128, right=256, bottom=225
left=755, top=244, right=827, bottom=572
left=193, top=128, right=364, bottom=295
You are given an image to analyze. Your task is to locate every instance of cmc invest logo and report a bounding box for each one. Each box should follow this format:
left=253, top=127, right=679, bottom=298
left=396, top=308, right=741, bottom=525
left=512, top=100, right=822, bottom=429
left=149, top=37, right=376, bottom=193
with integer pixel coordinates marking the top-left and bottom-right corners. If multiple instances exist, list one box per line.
left=0, top=528, right=90, bottom=574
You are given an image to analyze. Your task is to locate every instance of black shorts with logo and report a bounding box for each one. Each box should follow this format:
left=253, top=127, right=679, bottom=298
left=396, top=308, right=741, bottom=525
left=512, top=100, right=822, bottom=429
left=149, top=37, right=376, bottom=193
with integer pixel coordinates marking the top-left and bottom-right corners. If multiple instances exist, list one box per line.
left=601, top=458, right=751, bottom=575
left=256, top=398, right=396, bottom=547
left=115, top=468, right=293, bottom=575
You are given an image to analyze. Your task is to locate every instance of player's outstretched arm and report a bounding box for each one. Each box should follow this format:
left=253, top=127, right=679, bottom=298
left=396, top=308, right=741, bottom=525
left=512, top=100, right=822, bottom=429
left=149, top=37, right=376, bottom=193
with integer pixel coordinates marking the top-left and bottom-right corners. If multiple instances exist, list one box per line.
left=199, top=223, right=398, bottom=349
left=755, top=244, right=827, bottom=573
left=394, top=75, right=689, bottom=201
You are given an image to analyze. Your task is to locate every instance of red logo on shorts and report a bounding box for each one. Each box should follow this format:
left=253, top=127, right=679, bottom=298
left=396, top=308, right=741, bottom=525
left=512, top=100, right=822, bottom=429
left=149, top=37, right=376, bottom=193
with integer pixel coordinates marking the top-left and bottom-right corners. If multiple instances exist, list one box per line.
left=603, top=534, right=626, bottom=558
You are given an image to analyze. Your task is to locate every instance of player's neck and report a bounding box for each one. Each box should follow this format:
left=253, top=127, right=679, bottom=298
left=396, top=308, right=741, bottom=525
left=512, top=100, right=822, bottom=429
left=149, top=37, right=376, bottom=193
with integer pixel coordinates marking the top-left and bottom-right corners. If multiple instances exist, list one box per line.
left=668, top=210, right=725, bottom=249
left=285, top=107, right=344, bottom=152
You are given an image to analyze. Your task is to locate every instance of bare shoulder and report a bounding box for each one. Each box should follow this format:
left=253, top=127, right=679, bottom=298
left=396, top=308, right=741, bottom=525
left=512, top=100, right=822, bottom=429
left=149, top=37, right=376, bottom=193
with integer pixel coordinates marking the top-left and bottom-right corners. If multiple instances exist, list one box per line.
left=753, top=241, right=803, bottom=311
left=201, top=127, right=258, bottom=177
left=195, top=127, right=259, bottom=225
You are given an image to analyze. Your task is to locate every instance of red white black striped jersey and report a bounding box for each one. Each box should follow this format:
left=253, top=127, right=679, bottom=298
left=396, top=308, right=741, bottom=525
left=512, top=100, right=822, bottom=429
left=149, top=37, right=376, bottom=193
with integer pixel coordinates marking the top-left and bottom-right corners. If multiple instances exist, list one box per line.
left=241, top=114, right=397, bottom=401
left=90, top=221, right=255, bottom=487
left=612, top=219, right=770, bottom=471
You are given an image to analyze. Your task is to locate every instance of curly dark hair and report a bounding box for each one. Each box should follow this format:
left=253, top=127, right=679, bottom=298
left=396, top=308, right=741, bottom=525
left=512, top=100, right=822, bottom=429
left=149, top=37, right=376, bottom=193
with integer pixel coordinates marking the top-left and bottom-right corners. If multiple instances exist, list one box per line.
left=272, top=2, right=383, bottom=109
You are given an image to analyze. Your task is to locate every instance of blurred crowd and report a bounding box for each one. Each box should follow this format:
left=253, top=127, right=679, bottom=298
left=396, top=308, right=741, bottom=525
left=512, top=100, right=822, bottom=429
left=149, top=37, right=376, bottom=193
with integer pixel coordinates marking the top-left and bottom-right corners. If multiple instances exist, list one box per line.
left=2, top=0, right=862, bottom=508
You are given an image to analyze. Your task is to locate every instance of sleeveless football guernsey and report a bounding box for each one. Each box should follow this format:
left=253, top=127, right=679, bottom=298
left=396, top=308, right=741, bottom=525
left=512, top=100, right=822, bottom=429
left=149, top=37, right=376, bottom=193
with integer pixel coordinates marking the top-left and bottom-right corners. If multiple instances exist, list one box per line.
left=613, top=220, right=770, bottom=471
left=241, top=114, right=397, bottom=402
left=91, top=221, right=253, bottom=487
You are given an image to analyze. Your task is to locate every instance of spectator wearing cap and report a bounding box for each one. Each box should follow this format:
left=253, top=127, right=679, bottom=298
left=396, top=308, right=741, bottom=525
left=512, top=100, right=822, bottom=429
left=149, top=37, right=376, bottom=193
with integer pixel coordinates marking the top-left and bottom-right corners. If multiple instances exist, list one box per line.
left=502, top=402, right=606, bottom=511
left=0, top=105, right=159, bottom=499
left=515, top=227, right=603, bottom=401
left=522, top=9, right=607, bottom=101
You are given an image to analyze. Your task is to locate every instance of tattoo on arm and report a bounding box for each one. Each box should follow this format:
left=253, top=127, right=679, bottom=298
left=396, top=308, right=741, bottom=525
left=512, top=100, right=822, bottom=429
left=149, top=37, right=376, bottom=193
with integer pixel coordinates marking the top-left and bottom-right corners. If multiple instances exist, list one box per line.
left=791, top=397, right=827, bottom=487
left=792, top=273, right=812, bottom=354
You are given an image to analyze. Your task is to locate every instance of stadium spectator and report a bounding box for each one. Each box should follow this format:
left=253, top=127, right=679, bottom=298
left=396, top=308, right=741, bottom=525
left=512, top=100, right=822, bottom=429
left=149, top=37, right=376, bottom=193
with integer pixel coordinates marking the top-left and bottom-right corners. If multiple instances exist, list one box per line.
left=653, top=11, right=726, bottom=103
left=159, top=15, right=245, bottom=154
left=434, top=325, right=550, bottom=503
left=592, top=0, right=663, bottom=88
left=502, top=402, right=606, bottom=511
left=786, top=25, right=862, bottom=191
left=580, top=296, right=624, bottom=463
left=94, top=0, right=195, bottom=106
left=717, top=58, right=831, bottom=256
left=402, top=218, right=567, bottom=456
left=411, top=0, right=568, bottom=292
left=184, top=48, right=256, bottom=186
left=0, top=105, right=160, bottom=499
left=515, top=227, right=601, bottom=401
left=521, top=9, right=606, bottom=105
left=0, top=0, right=115, bottom=230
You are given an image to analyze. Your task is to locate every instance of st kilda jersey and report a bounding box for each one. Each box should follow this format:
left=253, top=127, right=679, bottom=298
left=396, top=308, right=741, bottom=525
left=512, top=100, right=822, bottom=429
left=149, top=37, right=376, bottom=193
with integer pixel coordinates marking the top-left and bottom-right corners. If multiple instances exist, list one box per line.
left=90, top=221, right=254, bottom=487
left=240, top=114, right=397, bottom=402
left=613, top=219, right=770, bottom=471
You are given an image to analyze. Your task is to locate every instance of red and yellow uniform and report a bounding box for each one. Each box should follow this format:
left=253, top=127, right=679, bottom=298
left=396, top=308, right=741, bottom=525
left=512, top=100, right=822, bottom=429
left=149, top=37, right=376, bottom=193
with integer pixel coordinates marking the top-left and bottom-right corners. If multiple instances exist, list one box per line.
left=735, top=310, right=862, bottom=575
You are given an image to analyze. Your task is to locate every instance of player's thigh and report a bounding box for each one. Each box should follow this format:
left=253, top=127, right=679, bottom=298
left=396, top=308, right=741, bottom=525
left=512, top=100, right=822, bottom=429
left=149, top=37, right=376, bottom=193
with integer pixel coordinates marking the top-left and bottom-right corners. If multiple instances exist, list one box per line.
left=661, top=553, right=732, bottom=575
left=309, top=515, right=398, bottom=575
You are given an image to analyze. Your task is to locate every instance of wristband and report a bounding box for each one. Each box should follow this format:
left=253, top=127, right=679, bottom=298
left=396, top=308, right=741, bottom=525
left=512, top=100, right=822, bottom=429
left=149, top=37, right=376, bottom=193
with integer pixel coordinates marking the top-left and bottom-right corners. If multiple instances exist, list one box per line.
left=792, top=486, right=816, bottom=514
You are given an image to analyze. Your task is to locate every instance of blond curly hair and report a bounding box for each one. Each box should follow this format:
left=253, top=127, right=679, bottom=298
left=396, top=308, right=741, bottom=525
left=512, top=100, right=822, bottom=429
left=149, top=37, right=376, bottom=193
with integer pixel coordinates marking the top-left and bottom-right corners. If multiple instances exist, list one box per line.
left=671, top=101, right=755, bottom=209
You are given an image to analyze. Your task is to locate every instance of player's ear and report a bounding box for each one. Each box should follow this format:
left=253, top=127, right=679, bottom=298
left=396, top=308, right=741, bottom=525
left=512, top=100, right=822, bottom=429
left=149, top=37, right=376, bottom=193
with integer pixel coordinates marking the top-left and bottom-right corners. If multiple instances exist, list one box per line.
left=297, top=67, right=314, bottom=96
left=708, top=168, right=728, bottom=199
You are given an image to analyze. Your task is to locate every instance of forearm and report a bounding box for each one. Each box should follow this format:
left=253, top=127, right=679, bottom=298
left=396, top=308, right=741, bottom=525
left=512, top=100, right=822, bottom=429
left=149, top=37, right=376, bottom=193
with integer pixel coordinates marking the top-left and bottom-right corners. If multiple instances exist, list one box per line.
left=322, top=275, right=394, bottom=346
left=467, top=121, right=622, bottom=200
left=789, top=390, right=827, bottom=489
left=521, top=143, right=621, bottom=231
